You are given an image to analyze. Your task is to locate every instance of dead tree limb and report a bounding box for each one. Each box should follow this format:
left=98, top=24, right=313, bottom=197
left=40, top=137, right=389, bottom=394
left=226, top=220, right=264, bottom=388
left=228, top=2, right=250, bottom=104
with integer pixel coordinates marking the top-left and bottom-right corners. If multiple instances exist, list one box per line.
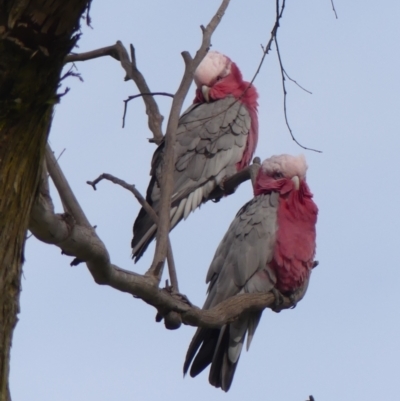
left=86, top=173, right=179, bottom=293
left=29, top=146, right=312, bottom=331
left=66, top=41, right=164, bottom=145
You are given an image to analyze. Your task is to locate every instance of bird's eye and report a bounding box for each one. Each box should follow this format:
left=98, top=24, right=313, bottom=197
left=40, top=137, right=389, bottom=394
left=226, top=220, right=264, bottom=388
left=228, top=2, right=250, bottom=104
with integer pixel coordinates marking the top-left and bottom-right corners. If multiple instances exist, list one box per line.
left=216, top=76, right=222, bottom=81
left=273, top=171, right=284, bottom=179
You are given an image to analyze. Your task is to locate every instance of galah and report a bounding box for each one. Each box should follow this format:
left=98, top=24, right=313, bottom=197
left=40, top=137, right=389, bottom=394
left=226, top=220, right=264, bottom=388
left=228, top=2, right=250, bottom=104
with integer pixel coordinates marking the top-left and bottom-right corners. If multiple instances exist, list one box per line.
left=131, top=51, right=259, bottom=261
left=183, top=154, right=318, bottom=392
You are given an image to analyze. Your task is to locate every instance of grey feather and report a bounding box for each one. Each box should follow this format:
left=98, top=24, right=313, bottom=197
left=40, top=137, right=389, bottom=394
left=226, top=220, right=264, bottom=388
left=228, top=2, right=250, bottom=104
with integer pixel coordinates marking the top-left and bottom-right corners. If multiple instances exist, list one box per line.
left=184, top=192, right=194, bottom=220
left=246, top=312, right=262, bottom=351
left=132, top=95, right=253, bottom=261
left=184, top=194, right=279, bottom=391
left=170, top=199, right=186, bottom=229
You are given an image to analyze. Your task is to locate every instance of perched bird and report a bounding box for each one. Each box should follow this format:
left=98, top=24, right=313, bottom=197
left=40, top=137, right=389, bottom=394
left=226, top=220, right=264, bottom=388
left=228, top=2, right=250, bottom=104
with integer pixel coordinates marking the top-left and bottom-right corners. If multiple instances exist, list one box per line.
left=183, top=154, right=318, bottom=392
left=131, top=51, right=259, bottom=261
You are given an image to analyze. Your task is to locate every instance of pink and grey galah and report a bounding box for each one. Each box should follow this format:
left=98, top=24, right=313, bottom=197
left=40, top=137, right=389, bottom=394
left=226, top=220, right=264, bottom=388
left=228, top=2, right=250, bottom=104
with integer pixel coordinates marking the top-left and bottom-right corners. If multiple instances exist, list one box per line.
left=183, top=154, right=318, bottom=392
left=131, top=51, right=259, bottom=261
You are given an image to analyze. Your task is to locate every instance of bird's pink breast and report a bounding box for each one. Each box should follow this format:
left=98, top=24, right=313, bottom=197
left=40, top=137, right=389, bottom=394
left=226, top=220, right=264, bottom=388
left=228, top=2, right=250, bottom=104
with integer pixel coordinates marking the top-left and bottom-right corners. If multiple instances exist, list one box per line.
left=272, top=186, right=318, bottom=294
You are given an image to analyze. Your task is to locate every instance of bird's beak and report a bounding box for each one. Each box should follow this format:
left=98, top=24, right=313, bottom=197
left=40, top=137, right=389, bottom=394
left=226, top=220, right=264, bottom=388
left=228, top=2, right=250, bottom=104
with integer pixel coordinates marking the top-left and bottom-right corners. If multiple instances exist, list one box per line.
left=201, top=85, right=210, bottom=103
left=291, top=175, right=300, bottom=190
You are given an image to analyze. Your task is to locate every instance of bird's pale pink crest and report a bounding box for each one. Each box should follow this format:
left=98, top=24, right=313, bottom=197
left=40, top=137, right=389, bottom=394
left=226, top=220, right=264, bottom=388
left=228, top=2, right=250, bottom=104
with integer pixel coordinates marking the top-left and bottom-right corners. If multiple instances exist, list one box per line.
left=261, top=154, right=308, bottom=179
left=194, top=51, right=232, bottom=88
left=254, top=154, right=308, bottom=196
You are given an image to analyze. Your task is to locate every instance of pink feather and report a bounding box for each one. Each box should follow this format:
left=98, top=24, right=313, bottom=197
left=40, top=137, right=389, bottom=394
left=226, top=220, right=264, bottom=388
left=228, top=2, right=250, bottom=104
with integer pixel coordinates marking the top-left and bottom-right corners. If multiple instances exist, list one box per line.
left=254, top=154, right=318, bottom=293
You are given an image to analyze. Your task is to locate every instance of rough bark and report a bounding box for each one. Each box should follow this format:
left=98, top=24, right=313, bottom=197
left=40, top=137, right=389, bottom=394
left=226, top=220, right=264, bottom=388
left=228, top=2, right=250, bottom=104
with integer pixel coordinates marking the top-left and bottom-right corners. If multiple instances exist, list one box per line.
left=0, top=1, right=91, bottom=400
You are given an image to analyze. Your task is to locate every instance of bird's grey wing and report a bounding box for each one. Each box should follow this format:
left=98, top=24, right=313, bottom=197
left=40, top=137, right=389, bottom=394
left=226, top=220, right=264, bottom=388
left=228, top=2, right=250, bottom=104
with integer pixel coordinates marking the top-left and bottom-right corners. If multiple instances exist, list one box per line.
left=184, top=193, right=279, bottom=390
left=171, top=96, right=252, bottom=220
left=132, top=97, right=252, bottom=261
left=205, top=192, right=279, bottom=307
left=131, top=140, right=165, bottom=261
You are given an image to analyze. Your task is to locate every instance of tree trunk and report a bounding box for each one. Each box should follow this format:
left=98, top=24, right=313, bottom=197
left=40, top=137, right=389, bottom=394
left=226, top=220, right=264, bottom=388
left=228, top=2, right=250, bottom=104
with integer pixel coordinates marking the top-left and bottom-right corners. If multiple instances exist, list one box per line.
left=0, top=1, right=91, bottom=399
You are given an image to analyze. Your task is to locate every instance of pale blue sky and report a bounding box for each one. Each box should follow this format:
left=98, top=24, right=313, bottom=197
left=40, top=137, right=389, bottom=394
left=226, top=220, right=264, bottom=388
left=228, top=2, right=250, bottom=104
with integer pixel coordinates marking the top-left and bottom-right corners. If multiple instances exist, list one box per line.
left=11, top=1, right=400, bottom=400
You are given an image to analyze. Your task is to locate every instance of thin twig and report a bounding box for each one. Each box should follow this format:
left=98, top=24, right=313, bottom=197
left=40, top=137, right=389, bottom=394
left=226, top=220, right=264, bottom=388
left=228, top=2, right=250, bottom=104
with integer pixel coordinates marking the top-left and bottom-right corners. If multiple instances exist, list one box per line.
left=46, top=145, right=91, bottom=226
left=274, top=30, right=322, bottom=153
left=56, top=148, right=66, bottom=162
left=86, top=173, right=179, bottom=292
left=244, top=0, right=284, bottom=91
left=283, top=70, right=312, bottom=94
left=330, top=0, right=338, bottom=19
left=122, top=92, right=174, bottom=128
left=231, top=0, right=320, bottom=153
left=60, top=64, right=83, bottom=82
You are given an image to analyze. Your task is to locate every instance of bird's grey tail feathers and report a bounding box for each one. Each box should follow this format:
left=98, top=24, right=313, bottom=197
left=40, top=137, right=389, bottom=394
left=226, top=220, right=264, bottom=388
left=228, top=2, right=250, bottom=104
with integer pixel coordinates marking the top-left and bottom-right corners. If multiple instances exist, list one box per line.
left=131, top=190, right=203, bottom=262
left=184, top=313, right=261, bottom=392
left=131, top=202, right=183, bottom=262
left=131, top=207, right=157, bottom=262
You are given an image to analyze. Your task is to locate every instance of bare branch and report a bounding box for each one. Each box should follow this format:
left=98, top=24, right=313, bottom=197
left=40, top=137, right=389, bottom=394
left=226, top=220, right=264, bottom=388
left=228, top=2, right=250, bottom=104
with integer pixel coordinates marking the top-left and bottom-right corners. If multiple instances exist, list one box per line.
left=330, top=0, right=338, bottom=19
left=231, top=0, right=320, bottom=153
left=148, top=0, right=231, bottom=284
left=86, top=173, right=179, bottom=292
left=65, top=41, right=164, bottom=145
left=46, top=145, right=91, bottom=226
left=208, top=157, right=261, bottom=201
left=65, top=45, right=119, bottom=62
left=124, top=43, right=164, bottom=144
left=122, top=92, right=174, bottom=129
left=29, top=145, right=312, bottom=331
left=244, top=0, right=283, bottom=91
left=283, top=70, right=312, bottom=94
left=274, top=36, right=322, bottom=153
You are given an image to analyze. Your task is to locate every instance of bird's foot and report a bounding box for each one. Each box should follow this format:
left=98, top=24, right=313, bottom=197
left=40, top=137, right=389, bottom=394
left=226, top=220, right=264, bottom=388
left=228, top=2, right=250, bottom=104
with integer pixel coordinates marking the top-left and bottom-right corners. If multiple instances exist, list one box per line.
left=161, top=280, right=192, bottom=306
left=155, top=282, right=192, bottom=330
left=271, top=288, right=285, bottom=313
left=288, top=283, right=310, bottom=309
left=218, top=176, right=227, bottom=191
left=289, top=293, right=298, bottom=309
left=218, top=175, right=237, bottom=196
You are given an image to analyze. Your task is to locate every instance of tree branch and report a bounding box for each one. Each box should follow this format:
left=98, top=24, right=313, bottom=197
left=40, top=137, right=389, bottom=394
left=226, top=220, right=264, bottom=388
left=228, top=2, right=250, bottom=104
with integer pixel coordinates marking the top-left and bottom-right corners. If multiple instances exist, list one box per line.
left=274, top=35, right=321, bottom=153
left=86, top=173, right=179, bottom=293
left=29, top=145, right=313, bottom=330
left=147, top=0, right=231, bottom=283
left=65, top=41, right=164, bottom=145
left=45, top=144, right=90, bottom=227
left=330, top=0, right=338, bottom=19
left=65, top=45, right=120, bottom=62
left=122, top=92, right=174, bottom=130
left=208, top=157, right=261, bottom=201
